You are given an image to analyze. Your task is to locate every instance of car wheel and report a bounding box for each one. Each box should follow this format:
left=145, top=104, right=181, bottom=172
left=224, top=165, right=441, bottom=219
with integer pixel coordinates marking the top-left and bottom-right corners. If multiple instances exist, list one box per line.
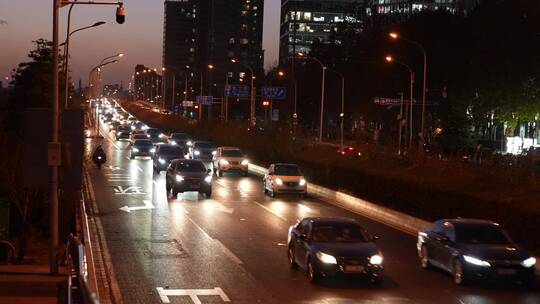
left=130, top=154, right=134, bottom=159
left=453, top=258, right=466, bottom=285
left=288, top=246, right=298, bottom=269
left=243, top=171, right=248, bottom=177
left=420, top=245, right=430, bottom=269
left=166, top=182, right=171, bottom=193
left=172, top=189, right=179, bottom=198
left=306, top=258, right=320, bottom=284
left=205, top=190, right=212, bottom=198
left=218, top=170, right=223, bottom=177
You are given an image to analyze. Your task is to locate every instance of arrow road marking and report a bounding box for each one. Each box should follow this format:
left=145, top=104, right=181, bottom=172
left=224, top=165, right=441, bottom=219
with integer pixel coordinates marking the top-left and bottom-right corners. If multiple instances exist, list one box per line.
left=113, top=186, right=145, bottom=195
left=156, top=287, right=230, bottom=304
left=119, top=200, right=155, bottom=213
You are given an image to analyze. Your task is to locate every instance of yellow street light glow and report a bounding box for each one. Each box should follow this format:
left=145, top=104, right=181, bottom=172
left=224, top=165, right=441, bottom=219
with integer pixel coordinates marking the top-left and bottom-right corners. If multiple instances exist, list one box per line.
left=208, top=64, right=214, bottom=69
left=297, top=52, right=305, bottom=57
left=389, top=32, right=398, bottom=39
left=231, top=59, right=237, bottom=63
left=385, top=56, right=393, bottom=62
left=278, top=71, right=285, bottom=77
left=118, top=53, right=124, bottom=57
left=162, top=67, right=166, bottom=71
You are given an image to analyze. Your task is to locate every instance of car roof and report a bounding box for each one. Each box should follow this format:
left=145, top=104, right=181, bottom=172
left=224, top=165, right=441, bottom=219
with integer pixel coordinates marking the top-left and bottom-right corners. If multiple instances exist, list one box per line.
left=219, top=146, right=240, bottom=150
left=302, top=217, right=361, bottom=226
left=441, top=218, right=499, bottom=227
left=171, top=159, right=203, bottom=165
left=171, top=132, right=188, bottom=136
left=133, top=139, right=152, bottom=144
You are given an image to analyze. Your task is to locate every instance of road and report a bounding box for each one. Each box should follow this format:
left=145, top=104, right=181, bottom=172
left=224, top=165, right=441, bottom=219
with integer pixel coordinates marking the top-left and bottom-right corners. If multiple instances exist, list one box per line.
left=85, top=121, right=540, bottom=304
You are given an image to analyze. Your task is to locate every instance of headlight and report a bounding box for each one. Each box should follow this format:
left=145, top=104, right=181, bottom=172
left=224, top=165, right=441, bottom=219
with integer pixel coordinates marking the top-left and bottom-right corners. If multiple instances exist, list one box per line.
left=159, top=134, right=165, bottom=138
left=175, top=175, right=184, bottom=182
left=147, top=135, right=151, bottom=138
left=275, top=178, right=283, bottom=186
left=316, top=252, right=337, bottom=264
left=369, top=254, right=383, bottom=265
left=241, top=159, right=249, bottom=166
left=194, top=150, right=200, bottom=156
left=463, top=255, right=491, bottom=267
left=299, top=178, right=306, bottom=186
left=171, top=140, right=177, bottom=145
left=131, top=125, right=135, bottom=130
left=158, top=158, right=166, bottom=164
left=187, top=141, right=193, bottom=146
left=132, top=148, right=139, bottom=152
left=220, top=160, right=229, bottom=165
left=204, top=175, right=212, bottom=183
left=521, top=257, right=536, bottom=268
left=150, top=148, right=156, bottom=153
left=143, top=125, right=148, bottom=130
left=212, top=150, right=217, bottom=155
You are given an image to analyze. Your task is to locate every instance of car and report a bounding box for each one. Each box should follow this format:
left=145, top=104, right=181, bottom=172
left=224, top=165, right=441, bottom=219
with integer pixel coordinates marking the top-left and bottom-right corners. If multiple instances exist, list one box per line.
left=165, top=159, right=212, bottom=198
left=131, top=133, right=148, bottom=144
left=417, top=218, right=536, bottom=286
left=153, top=144, right=187, bottom=173
left=146, top=128, right=168, bottom=144
left=212, top=146, right=249, bottom=177
left=190, top=141, right=216, bottom=161
left=130, top=139, right=155, bottom=159
left=287, top=217, right=384, bottom=284
left=169, top=133, right=192, bottom=146
left=107, top=120, right=120, bottom=132
left=130, top=121, right=147, bottom=132
left=115, top=125, right=131, bottom=141
left=263, top=163, right=307, bottom=197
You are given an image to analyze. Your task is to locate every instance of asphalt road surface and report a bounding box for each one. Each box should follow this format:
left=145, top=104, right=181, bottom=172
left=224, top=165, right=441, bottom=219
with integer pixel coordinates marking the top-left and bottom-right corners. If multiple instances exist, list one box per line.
left=86, top=121, right=540, bottom=304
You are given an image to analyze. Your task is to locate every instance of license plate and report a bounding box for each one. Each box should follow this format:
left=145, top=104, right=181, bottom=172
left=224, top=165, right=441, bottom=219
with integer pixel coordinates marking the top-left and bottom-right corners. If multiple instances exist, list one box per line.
left=497, top=268, right=516, bottom=275
left=344, top=265, right=364, bottom=272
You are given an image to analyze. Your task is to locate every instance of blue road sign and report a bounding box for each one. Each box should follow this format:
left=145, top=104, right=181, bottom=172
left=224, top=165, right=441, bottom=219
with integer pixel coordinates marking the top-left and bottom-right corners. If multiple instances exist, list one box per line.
left=225, top=85, right=250, bottom=97
left=261, top=86, right=286, bottom=100
left=196, top=96, right=213, bottom=105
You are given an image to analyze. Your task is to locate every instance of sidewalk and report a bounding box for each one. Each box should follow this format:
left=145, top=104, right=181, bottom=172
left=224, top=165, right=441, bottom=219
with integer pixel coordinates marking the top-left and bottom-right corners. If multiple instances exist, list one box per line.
left=0, top=264, right=68, bottom=304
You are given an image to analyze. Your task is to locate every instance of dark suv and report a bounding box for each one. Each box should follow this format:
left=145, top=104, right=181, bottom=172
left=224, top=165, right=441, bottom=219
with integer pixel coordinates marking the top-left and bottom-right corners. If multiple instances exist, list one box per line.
left=165, top=159, right=212, bottom=198
left=130, top=139, right=155, bottom=159
left=153, top=144, right=187, bottom=173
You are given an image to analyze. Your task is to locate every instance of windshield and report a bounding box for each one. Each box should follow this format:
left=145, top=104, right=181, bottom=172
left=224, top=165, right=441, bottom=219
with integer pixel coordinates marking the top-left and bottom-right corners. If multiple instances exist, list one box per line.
left=171, top=133, right=189, bottom=140
left=312, top=224, right=368, bottom=243
left=274, top=165, right=301, bottom=176
left=456, top=225, right=512, bottom=245
left=195, top=142, right=214, bottom=149
left=176, top=161, right=206, bottom=172
left=147, top=128, right=159, bottom=135
left=159, top=146, right=184, bottom=155
left=222, top=150, right=242, bottom=157
left=134, top=140, right=153, bottom=146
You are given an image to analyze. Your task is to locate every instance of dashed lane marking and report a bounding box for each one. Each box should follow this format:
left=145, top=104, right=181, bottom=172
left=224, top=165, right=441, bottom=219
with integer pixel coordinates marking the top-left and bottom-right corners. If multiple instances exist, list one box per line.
left=215, top=239, right=243, bottom=265
left=252, top=200, right=288, bottom=222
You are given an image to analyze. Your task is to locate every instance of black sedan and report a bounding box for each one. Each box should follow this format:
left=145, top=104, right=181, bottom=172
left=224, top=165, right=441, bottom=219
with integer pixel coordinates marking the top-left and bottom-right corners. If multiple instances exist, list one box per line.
left=417, top=218, right=536, bottom=285
left=165, top=159, right=212, bottom=198
left=130, top=139, right=155, bottom=159
left=147, top=128, right=168, bottom=144
left=169, top=132, right=192, bottom=146
left=153, top=144, right=187, bottom=173
left=287, top=217, right=384, bottom=284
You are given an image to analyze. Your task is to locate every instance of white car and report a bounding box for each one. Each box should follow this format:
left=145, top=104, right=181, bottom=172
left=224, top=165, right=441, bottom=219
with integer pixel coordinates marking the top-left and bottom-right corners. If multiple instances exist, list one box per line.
left=212, top=147, right=249, bottom=177
left=263, top=163, right=307, bottom=197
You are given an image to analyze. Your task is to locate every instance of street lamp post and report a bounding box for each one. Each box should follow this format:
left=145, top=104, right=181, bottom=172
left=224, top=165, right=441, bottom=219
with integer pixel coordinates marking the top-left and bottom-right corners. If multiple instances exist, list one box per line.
left=277, top=70, right=298, bottom=133
left=88, top=59, right=118, bottom=135
left=208, top=64, right=229, bottom=122
left=386, top=55, right=415, bottom=150
left=390, top=32, right=427, bottom=151
left=97, top=53, right=123, bottom=97
left=297, top=53, right=326, bottom=143
left=231, top=59, right=255, bottom=126
left=326, top=68, right=345, bottom=149
left=63, top=20, right=105, bottom=109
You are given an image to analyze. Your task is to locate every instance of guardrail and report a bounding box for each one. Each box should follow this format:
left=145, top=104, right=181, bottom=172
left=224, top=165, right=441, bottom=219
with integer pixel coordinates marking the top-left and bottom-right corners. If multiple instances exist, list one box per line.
left=248, top=163, right=431, bottom=236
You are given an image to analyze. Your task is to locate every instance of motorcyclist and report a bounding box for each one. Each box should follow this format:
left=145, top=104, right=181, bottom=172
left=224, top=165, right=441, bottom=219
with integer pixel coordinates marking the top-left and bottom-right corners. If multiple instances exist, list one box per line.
left=92, top=145, right=107, bottom=169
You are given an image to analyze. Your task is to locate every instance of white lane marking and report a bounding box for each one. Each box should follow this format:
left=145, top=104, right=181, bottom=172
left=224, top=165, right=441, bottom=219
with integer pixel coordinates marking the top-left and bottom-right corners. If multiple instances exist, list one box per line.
left=119, top=200, right=155, bottom=213
left=136, top=166, right=144, bottom=173
left=156, top=287, right=230, bottom=304
left=106, top=166, right=123, bottom=171
left=215, top=203, right=234, bottom=214
left=298, top=203, right=320, bottom=214
left=277, top=243, right=287, bottom=246
left=113, top=186, right=145, bottom=195
left=215, top=239, right=243, bottom=265
left=125, top=156, right=131, bottom=161
left=185, top=217, right=213, bottom=240
left=252, top=200, right=287, bottom=221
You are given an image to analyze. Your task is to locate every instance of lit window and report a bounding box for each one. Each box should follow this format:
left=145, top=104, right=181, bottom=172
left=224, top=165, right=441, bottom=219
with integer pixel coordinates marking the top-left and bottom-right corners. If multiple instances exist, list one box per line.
left=240, top=38, right=249, bottom=44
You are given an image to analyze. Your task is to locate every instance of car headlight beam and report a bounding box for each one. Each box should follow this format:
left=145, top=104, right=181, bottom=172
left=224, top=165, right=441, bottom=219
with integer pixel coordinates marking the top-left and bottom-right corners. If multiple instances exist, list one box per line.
left=194, top=150, right=200, bottom=156
left=241, top=159, right=249, bottom=166
left=132, top=148, right=139, bottom=152
left=521, top=257, right=536, bottom=268
left=369, top=254, right=383, bottom=265
left=204, top=175, right=212, bottom=183
left=150, top=148, right=156, bottom=153
left=275, top=178, right=283, bottom=186
left=316, top=251, right=337, bottom=264
left=175, top=175, right=184, bottom=182
left=299, top=178, right=306, bottom=186
left=463, top=255, right=491, bottom=267
left=220, top=160, right=229, bottom=165
left=158, top=158, right=166, bottom=164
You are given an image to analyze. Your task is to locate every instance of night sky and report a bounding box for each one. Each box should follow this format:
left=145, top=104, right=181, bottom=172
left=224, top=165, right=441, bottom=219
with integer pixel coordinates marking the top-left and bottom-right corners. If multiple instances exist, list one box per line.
left=0, top=0, right=280, bottom=87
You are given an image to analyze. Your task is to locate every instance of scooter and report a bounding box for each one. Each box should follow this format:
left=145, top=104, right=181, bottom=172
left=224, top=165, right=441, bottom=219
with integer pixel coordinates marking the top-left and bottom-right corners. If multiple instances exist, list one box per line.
left=94, top=155, right=106, bottom=170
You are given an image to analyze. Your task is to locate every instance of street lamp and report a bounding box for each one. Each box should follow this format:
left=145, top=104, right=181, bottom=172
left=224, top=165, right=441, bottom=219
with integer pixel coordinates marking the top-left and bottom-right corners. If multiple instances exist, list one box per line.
left=96, top=53, right=124, bottom=98
left=296, top=52, right=326, bottom=143
left=230, top=59, right=255, bottom=126
left=63, top=21, right=106, bottom=109
left=386, top=55, right=415, bottom=152
left=208, top=64, right=229, bottom=121
left=389, top=32, right=427, bottom=151
left=325, top=68, right=345, bottom=150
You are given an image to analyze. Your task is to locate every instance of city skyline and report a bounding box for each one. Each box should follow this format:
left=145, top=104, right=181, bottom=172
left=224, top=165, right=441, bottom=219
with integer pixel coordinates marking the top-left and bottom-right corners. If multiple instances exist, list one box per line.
left=0, top=0, right=280, bottom=87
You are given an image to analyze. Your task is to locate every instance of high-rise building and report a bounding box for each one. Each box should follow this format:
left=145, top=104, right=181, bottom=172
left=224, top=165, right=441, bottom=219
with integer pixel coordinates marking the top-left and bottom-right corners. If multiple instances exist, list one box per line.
left=369, top=0, right=479, bottom=16
left=163, top=0, right=264, bottom=107
left=279, top=0, right=366, bottom=64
